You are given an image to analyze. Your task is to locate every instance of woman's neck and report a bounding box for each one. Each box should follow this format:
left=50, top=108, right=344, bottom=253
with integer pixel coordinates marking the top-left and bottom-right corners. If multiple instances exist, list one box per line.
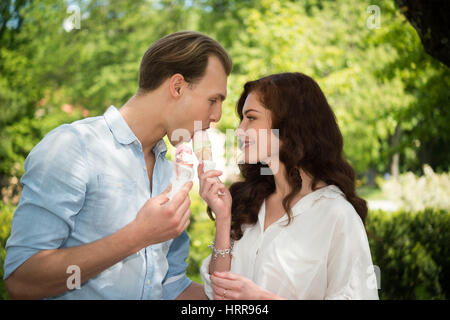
left=269, top=161, right=326, bottom=200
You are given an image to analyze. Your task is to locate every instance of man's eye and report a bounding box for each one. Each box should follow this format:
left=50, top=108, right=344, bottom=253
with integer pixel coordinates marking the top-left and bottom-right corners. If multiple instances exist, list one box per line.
left=209, top=99, right=217, bottom=106
left=247, top=116, right=255, bottom=121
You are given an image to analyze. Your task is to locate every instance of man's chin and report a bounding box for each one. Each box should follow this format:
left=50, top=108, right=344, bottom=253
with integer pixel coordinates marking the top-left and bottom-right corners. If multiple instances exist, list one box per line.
left=167, top=128, right=194, bottom=146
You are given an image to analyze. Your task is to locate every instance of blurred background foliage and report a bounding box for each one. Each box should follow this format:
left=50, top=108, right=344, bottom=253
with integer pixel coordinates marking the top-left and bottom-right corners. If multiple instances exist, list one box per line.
left=0, top=0, right=449, bottom=299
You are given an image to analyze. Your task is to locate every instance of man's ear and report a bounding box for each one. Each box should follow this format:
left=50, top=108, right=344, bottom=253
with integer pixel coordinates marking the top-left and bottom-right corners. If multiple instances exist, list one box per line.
left=169, top=73, right=185, bottom=99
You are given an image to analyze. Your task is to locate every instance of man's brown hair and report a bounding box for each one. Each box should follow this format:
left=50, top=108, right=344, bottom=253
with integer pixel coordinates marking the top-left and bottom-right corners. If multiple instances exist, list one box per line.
left=138, top=31, right=232, bottom=93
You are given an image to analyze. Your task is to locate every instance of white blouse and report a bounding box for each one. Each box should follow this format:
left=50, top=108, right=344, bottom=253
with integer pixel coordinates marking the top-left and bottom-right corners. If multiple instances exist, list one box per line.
left=200, top=185, right=379, bottom=300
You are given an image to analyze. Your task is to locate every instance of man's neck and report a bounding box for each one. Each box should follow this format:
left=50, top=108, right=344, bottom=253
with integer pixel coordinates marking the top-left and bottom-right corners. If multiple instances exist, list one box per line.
left=119, top=91, right=168, bottom=157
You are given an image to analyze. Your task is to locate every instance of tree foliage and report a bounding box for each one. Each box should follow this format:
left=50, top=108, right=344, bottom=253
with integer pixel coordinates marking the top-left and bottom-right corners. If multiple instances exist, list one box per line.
left=1, top=0, right=448, bottom=192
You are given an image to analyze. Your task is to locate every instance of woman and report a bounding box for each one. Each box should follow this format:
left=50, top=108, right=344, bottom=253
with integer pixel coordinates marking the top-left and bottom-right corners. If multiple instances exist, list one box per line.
left=197, top=72, right=379, bottom=300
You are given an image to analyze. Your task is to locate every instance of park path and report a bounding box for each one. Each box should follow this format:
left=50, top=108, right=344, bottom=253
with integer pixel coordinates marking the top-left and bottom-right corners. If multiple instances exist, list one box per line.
left=367, top=200, right=399, bottom=211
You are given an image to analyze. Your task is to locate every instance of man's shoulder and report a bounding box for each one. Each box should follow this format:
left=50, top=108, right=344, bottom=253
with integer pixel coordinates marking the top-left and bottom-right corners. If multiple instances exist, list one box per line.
left=30, top=115, right=108, bottom=159
left=70, top=114, right=108, bottom=137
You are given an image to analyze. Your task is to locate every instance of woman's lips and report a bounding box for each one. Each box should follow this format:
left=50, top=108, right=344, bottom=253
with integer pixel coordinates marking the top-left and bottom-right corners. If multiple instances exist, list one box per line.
left=240, top=140, right=256, bottom=149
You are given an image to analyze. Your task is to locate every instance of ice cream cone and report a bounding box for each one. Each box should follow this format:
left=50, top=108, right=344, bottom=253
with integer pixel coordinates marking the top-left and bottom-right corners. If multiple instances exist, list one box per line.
left=193, top=130, right=224, bottom=195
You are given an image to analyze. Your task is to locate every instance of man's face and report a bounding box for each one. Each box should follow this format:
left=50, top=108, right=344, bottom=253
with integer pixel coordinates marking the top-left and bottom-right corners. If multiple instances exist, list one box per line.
left=168, top=55, right=228, bottom=146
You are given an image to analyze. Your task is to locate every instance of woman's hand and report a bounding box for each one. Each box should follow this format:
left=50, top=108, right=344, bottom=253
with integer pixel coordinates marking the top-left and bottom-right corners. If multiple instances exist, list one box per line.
left=210, top=271, right=283, bottom=300
left=198, top=162, right=232, bottom=221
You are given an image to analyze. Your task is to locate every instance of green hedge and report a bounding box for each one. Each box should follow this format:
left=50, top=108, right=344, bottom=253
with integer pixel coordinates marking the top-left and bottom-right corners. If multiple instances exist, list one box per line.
left=1, top=201, right=448, bottom=300
left=366, top=208, right=449, bottom=299
left=0, top=202, right=13, bottom=300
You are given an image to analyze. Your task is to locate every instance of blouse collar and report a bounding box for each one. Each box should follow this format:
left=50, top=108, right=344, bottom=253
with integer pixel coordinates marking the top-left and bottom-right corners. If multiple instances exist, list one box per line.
left=259, top=184, right=345, bottom=228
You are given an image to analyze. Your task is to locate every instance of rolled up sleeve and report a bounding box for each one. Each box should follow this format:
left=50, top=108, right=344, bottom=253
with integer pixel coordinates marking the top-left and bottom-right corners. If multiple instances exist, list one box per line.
left=162, top=230, right=192, bottom=299
left=3, top=124, right=88, bottom=280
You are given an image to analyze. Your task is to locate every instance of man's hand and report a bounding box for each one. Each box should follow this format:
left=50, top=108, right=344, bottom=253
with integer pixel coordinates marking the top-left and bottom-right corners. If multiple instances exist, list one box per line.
left=133, top=181, right=193, bottom=247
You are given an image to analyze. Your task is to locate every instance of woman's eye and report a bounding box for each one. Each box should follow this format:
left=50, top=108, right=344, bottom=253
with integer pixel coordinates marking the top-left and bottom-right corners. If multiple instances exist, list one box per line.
left=209, top=99, right=217, bottom=106
left=247, top=116, right=255, bottom=121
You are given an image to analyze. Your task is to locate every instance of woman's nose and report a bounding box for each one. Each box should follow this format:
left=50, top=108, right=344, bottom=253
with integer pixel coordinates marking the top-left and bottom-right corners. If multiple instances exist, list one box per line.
left=235, top=127, right=246, bottom=138
left=237, top=121, right=246, bottom=132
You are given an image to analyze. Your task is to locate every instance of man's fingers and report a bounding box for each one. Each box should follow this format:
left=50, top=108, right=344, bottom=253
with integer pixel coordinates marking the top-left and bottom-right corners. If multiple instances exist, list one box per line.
left=158, top=183, right=172, bottom=197
left=170, top=181, right=193, bottom=208
left=175, top=194, right=191, bottom=217
left=180, top=208, right=191, bottom=229
left=157, top=184, right=172, bottom=205
left=183, top=181, right=194, bottom=192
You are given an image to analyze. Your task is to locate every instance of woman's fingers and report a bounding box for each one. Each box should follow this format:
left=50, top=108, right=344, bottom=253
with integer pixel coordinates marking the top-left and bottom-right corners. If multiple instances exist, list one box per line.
left=213, top=271, right=239, bottom=280
left=211, top=272, right=243, bottom=300
left=212, top=284, right=237, bottom=300
left=200, top=169, right=223, bottom=182
left=210, top=180, right=226, bottom=196
left=197, top=162, right=204, bottom=177
left=200, top=178, right=215, bottom=198
left=210, top=273, right=241, bottom=291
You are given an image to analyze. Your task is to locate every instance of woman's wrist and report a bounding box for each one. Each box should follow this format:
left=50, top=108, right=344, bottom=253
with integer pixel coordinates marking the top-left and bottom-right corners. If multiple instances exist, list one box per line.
left=213, top=215, right=231, bottom=249
left=215, top=214, right=231, bottom=225
left=215, top=216, right=231, bottom=237
left=213, top=207, right=231, bottom=223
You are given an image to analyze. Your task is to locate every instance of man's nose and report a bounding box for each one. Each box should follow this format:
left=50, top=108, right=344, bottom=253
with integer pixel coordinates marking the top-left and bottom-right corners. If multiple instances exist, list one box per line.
left=210, top=103, right=222, bottom=123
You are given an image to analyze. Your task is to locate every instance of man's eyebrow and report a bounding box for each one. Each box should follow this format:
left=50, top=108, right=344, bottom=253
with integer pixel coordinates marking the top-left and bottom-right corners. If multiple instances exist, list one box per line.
left=243, top=108, right=261, bottom=115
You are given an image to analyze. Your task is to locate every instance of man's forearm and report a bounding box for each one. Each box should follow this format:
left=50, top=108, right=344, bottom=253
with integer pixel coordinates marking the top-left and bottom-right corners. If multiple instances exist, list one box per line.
left=176, top=282, right=208, bottom=300
left=6, top=220, right=144, bottom=300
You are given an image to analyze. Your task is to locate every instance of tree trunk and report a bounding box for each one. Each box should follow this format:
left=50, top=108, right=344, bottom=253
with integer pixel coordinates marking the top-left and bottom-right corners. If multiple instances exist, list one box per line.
left=390, top=125, right=402, bottom=179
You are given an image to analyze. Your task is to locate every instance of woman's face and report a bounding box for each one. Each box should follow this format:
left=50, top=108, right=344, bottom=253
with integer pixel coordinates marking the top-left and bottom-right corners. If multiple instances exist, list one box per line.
left=237, top=92, right=279, bottom=165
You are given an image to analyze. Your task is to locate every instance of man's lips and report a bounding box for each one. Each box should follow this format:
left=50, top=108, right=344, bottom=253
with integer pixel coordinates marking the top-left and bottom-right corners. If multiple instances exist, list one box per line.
left=191, top=127, right=209, bottom=139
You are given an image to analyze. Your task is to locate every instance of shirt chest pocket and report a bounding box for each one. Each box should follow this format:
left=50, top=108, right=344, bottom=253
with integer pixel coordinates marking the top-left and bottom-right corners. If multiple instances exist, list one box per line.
left=87, top=174, right=138, bottom=234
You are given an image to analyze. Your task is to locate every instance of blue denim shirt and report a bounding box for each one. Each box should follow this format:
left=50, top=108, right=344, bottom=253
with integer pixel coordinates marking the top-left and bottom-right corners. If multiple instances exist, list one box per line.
left=4, top=106, right=192, bottom=299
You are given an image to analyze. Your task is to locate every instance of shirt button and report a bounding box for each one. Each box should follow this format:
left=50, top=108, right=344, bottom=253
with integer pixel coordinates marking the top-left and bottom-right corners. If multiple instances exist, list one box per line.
left=146, top=280, right=151, bottom=286
left=134, top=141, right=138, bottom=145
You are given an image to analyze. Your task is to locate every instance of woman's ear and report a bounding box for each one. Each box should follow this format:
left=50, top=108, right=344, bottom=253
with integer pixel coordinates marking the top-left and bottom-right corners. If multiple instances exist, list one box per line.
left=169, top=73, right=185, bottom=98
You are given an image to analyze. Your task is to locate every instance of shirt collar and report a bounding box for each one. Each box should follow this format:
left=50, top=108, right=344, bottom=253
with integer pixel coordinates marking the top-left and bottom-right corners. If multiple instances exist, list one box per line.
left=104, top=105, right=168, bottom=157
left=153, top=138, right=168, bottom=158
left=261, top=185, right=345, bottom=226
left=104, top=105, right=138, bottom=145
left=284, top=184, right=345, bottom=221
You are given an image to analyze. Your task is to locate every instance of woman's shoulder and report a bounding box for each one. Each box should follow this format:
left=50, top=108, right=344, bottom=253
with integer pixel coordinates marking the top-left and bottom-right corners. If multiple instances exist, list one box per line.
left=311, top=185, right=363, bottom=226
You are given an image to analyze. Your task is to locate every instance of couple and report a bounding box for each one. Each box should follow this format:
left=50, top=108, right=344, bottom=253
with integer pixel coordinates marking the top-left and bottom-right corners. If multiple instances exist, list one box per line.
left=4, top=31, right=378, bottom=300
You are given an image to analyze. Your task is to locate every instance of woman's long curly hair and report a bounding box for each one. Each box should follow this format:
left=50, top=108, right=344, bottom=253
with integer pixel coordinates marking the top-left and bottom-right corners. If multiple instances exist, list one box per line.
left=214, top=72, right=368, bottom=241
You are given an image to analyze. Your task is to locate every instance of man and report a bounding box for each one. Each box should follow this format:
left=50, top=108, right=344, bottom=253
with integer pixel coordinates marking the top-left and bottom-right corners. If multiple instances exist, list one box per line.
left=4, top=31, right=232, bottom=299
